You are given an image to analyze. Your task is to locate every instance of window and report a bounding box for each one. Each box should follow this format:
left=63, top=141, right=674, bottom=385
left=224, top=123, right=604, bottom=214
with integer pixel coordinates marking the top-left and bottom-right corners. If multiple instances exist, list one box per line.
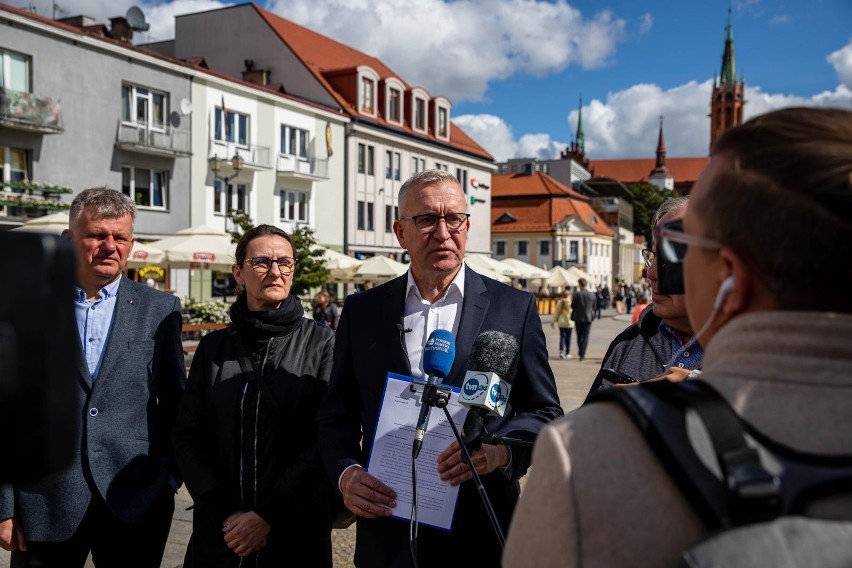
left=420, top=158, right=426, bottom=172
left=539, top=241, right=550, bottom=256
left=357, top=200, right=365, bottom=230
left=456, top=168, right=468, bottom=193
left=1, top=147, right=29, bottom=216
left=388, top=88, right=401, bottom=122
left=367, top=146, right=375, bottom=175
left=281, top=124, right=308, bottom=158
left=122, top=166, right=167, bottom=209
left=280, top=190, right=308, bottom=223
left=411, top=156, right=419, bottom=174
left=367, top=202, right=374, bottom=231
left=1, top=50, right=29, bottom=92
left=214, top=180, right=247, bottom=216
left=435, top=162, right=448, bottom=171
left=361, top=77, right=375, bottom=113
left=385, top=150, right=392, bottom=179
left=495, top=241, right=506, bottom=256
left=215, top=107, right=248, bottom=146
left=385, top=205, right=393, bottom=233
left=393, top=152, right=401, bottom=181
left=438, top=107, right=448, bottom=137
left=415, top=98, right=426, bottom=130
left=358, top=143, right=365, bottom=173
left=517, top=241, right=528, bottom=256
left=122, top=84, right=166, bottom=129
left=569, top=241, right=579, bottom=263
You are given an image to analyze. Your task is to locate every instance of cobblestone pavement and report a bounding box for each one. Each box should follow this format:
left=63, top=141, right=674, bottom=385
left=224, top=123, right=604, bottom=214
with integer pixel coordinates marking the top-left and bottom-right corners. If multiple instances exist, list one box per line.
left=1, top=309, right=632, bottom=568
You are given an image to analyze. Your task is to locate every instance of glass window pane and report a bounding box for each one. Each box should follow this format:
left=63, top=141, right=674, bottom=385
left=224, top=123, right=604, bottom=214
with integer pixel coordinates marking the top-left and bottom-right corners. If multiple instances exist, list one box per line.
left=367, top=146, right=375, bottom=175
left=358, top=143, right=365, bottom=173
left=152, top=172, right=164, bottom=207
left=121, top=86, right=131, bottom=122
left=237, top=184, right=246, bottom=212
left=238, top=114, right=247, bottom=146
left=298, top=129, right=308, bottom=158
left=134, top=168, right=150, bottom=206
left=289, top=128, right=298, bottom=157
left=152, top=93, right=165, bottom=127
left=121, top=167, right=132, bottom=199
left=279, top=189, right=286, bottom=219
left=298, top=193, right=307, bottom=221
left=8, top=53, right=29, bottom=92
left=136, top=97, right=148, bottom=125
left=281, top=125, right=288, bottom=154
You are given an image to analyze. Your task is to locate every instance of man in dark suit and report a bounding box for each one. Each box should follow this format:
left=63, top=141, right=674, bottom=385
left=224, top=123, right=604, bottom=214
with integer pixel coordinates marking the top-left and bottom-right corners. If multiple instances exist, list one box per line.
left=318, top=170, right=562, bottom=567
left=570, top=277, right=596, bottom=361
left=0, top=188, right=185, bottom=567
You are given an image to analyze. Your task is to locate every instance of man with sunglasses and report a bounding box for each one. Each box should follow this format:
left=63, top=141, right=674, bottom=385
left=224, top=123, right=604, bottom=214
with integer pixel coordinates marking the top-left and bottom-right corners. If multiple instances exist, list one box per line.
left=318, top=169, right=562, bottom=568
left=584, top=197, right=700, bottom=397
left=504, top=107, right=852, bottom=567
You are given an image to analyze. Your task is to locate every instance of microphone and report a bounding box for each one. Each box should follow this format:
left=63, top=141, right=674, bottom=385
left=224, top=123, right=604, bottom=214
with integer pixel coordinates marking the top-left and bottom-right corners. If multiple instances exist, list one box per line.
left=459, top=331, right=520, bottom=451
left=412, top=329, right=455, bottom=459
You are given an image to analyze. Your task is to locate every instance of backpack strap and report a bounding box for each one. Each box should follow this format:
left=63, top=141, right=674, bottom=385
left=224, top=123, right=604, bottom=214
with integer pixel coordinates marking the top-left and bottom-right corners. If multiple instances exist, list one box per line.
left=589, top=381, right=781, bottom=529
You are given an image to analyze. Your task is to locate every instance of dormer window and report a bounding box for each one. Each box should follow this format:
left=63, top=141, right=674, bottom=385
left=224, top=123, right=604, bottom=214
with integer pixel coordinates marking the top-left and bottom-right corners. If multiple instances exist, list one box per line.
left=415, top=98, right=425, bottom=130
left=409, top=87, right=430, bottom=134
left=432, top=96, right=451, bottom=141
left=389, top=88, right=401, bottom=122
left=438, top=107, right=448, bottom=138
left=361, top=77, right=374, bottom=114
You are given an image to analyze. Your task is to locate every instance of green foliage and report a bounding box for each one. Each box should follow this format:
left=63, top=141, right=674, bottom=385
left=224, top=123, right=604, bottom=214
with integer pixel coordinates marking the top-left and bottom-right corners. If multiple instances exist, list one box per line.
left=626, top=183, right=678, bottom=244
left=290, top=226, right=330, bottom=297
left=222, top=211, right=329, bottom=298
left=182, top=297, right=231, bottom=324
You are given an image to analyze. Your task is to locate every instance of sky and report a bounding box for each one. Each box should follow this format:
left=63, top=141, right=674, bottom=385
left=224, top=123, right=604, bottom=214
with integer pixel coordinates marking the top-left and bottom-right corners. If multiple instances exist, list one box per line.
left=18, top=0, right=852, bottom=161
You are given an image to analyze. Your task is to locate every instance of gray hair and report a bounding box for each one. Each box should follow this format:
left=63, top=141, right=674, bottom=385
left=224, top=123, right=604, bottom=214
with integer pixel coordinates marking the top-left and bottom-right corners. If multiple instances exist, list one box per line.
left=398, top=169, right=462, bottom=213
left=69, top=187, right=136, bottom=227
left=653, top=195, right=689, bottom=226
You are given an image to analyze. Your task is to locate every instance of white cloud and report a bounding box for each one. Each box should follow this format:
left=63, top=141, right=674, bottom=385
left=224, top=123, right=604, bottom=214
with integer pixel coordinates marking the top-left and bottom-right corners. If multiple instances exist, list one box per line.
left=828, top=39, right=852, bottom=89
left=268, top=0, right=631, bottom=102
left=452, top=114, right=517, bottom=162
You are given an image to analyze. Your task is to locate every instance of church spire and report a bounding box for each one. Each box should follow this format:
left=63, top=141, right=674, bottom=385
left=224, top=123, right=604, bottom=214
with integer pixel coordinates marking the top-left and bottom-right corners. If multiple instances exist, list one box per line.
left=575, top=95, right=585, bottom=153
left=710, top=6, right=745, bottom=149
left=720, top=7, right=737, bottom=85
left=654, top=115, right=667, bottom=171
left=649, top=115, right=674, bottom=190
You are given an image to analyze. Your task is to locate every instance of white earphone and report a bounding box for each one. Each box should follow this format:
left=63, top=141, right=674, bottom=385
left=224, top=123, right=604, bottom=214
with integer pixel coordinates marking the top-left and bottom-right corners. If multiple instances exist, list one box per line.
left=713, top=276, right=736, bottom=310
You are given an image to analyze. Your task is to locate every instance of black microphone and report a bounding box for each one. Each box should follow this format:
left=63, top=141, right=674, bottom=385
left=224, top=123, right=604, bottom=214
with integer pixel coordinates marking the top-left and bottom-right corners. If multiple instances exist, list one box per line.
left=459, top=331, right=520, bottom=451
left=412, top=329, right=455, bottom=459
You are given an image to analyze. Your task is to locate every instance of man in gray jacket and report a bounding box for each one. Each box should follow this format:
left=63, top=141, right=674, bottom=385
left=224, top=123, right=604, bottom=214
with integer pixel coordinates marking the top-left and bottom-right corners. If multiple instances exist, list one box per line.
left=570, top=277, right=596, bottom=361
left=0, top=188, right=185, bottom=567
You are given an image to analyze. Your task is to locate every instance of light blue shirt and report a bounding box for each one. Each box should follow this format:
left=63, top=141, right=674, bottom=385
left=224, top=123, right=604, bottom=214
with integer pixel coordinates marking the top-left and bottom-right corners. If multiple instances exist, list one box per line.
left=659, top=320, right=704, bottom=370
left=74, top=277, right=121, bottom=382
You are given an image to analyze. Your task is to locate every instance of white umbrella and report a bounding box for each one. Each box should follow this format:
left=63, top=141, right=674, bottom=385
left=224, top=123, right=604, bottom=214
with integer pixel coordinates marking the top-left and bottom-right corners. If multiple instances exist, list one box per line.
left=337, top=255, right=408, bottom=283
left=148, top=224, right=235, bottom=270
left=10, top=211, right=69, bottom=234
left=547, top=266, right=579, bottom=288
left=500, top=257, right=551, bottom=280
left=566, top=266, right=596, bottom=285
left=464, top=253, right=522, bottom=279
left=127, top=241, right=166, bottom=268
left=313, top=246, right=363, bottom=270
left=467, top=264, right=511, bottom=284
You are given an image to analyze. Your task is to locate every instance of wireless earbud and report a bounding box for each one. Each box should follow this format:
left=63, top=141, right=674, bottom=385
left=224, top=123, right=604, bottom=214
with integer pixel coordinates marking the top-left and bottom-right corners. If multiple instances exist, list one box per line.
left=713, top=276, right=735, bottom=310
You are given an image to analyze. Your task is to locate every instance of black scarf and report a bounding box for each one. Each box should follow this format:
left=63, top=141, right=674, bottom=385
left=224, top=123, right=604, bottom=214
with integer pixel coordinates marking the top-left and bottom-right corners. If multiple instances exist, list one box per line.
left=229, top=293, right=304, bottom=340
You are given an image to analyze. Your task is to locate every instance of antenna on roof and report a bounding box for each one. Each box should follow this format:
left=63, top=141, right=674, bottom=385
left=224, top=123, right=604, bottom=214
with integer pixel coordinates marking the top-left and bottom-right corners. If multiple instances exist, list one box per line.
left=125, top=6, right=150, bottom=31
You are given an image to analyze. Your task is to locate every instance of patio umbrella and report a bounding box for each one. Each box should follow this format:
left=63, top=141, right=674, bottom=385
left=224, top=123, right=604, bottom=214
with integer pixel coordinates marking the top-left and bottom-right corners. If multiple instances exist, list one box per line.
left=464, top=253, right=522, bottom=279
left=499, top=257, right=551, bottom=280
left=338, top=255, right=408, bottom=283
left=148, top=224, right=235, bottom=271
left=566, top=266, right=596, bottom=285
left=127, top=241, right=166, bottom=268
left=10, top=211, right=69, bottom=234
left=547, top=266, right=580, bottom=288
left=313, top=246, right=362, bottom=270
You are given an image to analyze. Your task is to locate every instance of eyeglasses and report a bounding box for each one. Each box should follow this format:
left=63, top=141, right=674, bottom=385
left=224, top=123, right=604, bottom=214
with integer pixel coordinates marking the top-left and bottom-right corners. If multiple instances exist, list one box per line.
left=654, top=220, right=722, bottom=263
left=641, top=249, right=656, bottom=267
left=246, top=256, right=296, bottom=275
left=398, top=213, right=470, bottom=233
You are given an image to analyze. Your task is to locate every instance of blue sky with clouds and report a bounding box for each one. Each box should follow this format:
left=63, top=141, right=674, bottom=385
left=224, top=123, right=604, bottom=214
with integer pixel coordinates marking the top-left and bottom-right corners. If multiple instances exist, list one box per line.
left=23, top=0, right=852, bottom=160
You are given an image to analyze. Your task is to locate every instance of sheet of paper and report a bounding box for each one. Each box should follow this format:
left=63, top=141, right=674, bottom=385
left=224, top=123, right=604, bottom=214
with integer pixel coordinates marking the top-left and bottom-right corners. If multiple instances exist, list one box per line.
left=367, top=372, right=467, bottom=531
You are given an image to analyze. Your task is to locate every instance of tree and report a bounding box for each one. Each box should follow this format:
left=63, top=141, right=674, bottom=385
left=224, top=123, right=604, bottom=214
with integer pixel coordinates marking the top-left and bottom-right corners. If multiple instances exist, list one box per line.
left=224, top=210, right=330, bottom=298
left=626, top=183, right=678, bottom=244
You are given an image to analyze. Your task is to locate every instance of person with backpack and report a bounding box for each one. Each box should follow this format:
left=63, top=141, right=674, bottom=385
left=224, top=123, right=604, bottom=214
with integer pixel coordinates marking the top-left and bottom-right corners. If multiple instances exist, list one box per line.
left=502, top=107, right=852, bottom=568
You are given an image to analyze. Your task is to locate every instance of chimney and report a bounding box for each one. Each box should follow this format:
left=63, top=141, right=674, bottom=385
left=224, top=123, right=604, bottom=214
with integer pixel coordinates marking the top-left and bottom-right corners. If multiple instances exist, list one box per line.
left=109, top=16, right=133, bottom=42
left=241, top=60, right=271, bottom=87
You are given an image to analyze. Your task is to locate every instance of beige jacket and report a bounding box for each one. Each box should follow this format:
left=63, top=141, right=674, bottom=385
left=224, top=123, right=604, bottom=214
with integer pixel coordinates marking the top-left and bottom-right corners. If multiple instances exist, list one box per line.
left=503, top=311, right=852, bottom=568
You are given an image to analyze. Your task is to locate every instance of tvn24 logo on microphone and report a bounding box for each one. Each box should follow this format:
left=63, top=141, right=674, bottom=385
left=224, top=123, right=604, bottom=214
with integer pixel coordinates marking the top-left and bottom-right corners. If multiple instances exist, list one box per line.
left=460, top=372, right=510, bottom=416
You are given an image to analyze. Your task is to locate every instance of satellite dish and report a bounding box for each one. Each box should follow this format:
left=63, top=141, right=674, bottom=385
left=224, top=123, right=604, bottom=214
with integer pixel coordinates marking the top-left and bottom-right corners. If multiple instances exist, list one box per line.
left=179, top=98, right=193, bottom=116
left=125, top=6, right=150, bottom=31
left=169, top=111, right=181, bottom=128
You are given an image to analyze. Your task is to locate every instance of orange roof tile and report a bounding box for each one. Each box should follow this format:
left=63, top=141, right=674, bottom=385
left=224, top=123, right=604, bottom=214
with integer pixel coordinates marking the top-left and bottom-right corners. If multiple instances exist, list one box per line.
left=491, top=173, right=614, bottom=237
left=252, top=4, right=492, bottom=160
left=590, top=157, right=709, bottom=184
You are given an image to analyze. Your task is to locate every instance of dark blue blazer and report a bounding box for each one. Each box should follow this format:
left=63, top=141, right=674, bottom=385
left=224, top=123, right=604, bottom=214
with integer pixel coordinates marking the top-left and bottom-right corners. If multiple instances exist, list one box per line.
left=318, top=267, right=562, bottom=567
left=0, top=277, right=185, bottom=542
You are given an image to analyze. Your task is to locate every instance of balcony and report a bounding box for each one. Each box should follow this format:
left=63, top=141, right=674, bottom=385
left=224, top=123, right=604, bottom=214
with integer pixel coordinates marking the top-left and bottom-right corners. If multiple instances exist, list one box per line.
left=0, top=87, right=63, bottom=134
left=116, top=121, right=191, bottom=157
left=276, top=154, right=329, bottom=181
left=209, top=138, right=271, bottom=170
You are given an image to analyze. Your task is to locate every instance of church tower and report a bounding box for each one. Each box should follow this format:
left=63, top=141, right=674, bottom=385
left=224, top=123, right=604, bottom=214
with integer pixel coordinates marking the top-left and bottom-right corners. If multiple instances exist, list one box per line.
left=710, top=9, right=745, bottom=149
left=560, top=96, right=590, bottom=170
left=649, top=116, right=674, bottom=190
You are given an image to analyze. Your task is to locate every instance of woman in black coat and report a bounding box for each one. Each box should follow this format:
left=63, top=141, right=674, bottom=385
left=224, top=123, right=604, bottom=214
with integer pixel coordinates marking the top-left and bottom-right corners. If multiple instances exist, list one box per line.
left=174, top=225, right=336, bottom=567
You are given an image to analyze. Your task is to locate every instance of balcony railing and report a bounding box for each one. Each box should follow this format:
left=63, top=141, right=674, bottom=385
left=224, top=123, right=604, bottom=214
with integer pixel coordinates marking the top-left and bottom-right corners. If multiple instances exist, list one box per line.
left=276, top=154, right=329, bottom=180
left=209, top=138, right=271, bottom=170
left=116, top=121, right=191, bottom=156
left=0, top=87, right=63, bottom=134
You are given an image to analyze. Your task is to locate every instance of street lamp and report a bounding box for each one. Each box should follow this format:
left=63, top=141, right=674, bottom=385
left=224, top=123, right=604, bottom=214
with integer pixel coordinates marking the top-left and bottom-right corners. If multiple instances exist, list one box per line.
left=209, top=152, right=244, bottom=231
